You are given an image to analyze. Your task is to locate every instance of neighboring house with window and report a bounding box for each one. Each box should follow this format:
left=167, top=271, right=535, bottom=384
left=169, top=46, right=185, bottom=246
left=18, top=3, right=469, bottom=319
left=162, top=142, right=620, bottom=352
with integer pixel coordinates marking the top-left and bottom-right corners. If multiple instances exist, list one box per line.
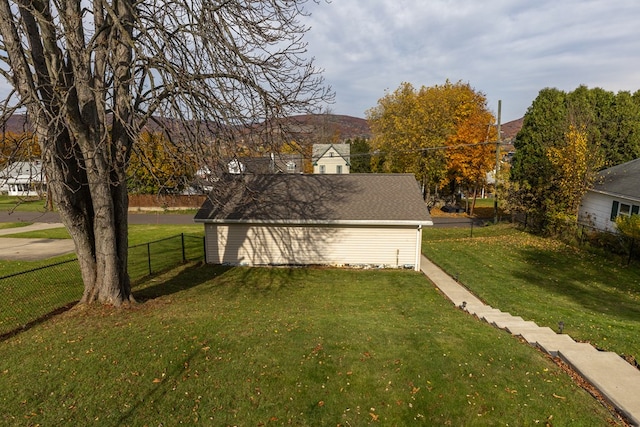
left=312, top=144, right=350, bottom=174
left=195, top=173, right=432, bottom=271
left=578, top=158, right=640, bottom=232
left=0, top=160, right=46, bottom=197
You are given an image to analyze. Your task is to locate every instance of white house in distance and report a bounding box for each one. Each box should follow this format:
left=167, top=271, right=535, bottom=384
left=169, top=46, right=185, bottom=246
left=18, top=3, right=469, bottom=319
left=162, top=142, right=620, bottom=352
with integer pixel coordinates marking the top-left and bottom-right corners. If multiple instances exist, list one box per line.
left=194, top=173, right=433, bottom=271
left=312, top=143, right=350, bottom=174
left=0, top=160, right=46, bottom=197
left=578, top=158, right=640, bottom=232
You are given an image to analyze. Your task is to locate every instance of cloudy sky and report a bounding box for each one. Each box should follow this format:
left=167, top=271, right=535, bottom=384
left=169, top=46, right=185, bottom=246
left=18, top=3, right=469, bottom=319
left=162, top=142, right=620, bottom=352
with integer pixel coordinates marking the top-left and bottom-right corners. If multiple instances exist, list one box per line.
left=301, top=0, right=640, bottom=123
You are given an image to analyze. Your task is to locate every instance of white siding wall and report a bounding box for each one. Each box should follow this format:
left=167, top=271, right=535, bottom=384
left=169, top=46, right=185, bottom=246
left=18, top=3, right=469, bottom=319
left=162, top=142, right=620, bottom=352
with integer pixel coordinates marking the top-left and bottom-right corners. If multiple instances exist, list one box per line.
left=578, top=191, right=635, bottom=232
left=205, top=224, right=421, bottom=269
left=313, top=147, right=349, bottom=174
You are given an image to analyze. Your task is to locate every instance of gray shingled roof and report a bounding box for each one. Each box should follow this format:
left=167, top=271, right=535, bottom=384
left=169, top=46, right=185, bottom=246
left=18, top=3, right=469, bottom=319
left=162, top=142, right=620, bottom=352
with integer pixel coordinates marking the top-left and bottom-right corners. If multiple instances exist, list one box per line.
left=592, top=158, right=640, bottom=201
left=311, top=144, right=350, bottom=162
left=194, top=173, right=432, bottom=225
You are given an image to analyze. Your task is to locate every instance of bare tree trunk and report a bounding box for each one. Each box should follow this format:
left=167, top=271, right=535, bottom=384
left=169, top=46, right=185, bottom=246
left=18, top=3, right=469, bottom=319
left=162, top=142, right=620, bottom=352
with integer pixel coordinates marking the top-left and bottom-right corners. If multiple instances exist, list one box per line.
left=0, top=0, right=331, bottom=307
left=38, top=119, right=132, bottom=305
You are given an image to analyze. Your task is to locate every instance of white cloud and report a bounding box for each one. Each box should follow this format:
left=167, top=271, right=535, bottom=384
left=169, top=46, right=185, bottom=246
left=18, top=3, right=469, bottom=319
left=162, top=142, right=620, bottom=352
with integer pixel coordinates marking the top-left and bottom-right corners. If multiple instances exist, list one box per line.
left=302, top=0, right=640, bottom=121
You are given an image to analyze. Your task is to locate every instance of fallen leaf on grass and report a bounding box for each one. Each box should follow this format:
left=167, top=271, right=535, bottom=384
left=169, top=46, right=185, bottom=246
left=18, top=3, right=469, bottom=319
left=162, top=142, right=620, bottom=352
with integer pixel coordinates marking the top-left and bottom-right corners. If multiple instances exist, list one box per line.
left=552, top=393, right=566, bottom=399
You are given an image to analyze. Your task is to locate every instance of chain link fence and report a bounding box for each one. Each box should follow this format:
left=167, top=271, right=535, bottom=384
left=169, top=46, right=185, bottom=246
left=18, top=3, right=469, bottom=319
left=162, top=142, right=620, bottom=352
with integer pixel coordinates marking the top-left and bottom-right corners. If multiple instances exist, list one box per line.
left=0, top=233, right=204, bottom=339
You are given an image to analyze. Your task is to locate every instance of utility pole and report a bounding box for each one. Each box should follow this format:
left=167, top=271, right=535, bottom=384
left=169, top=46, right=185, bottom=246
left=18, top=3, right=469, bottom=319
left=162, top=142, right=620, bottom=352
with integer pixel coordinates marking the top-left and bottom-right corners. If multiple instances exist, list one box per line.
left=494, top=100, right=502, bottom=224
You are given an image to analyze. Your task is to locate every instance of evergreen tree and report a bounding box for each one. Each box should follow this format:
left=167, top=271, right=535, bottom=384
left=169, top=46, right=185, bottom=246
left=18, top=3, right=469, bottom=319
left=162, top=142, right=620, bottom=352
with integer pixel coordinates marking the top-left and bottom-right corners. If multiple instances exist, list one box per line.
left=348, top=137, right=372, bottom=173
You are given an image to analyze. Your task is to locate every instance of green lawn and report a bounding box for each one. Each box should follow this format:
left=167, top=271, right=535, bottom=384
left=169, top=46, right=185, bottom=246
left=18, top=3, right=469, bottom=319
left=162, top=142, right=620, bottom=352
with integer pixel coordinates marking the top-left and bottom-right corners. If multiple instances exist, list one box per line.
left=0, top=223, right=203, bottom=272
left=0, top=222, right=31, bottom=230
left=0, top=224, right=204, bottom=336
left=0, top=266, right=621, bottom=426
left=0, top=223, right=202, bottom=243
left=0, top=195, right=49, bottom=212
left=423, top=223, right=640, bottom=362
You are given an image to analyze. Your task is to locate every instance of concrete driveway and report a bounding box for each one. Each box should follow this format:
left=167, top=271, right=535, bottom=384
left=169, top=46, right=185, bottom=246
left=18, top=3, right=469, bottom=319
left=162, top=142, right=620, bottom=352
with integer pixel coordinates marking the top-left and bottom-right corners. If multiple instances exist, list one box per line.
left=0, top=223, right=75, bottom=261
left=0, top=211, right=198, bottom=262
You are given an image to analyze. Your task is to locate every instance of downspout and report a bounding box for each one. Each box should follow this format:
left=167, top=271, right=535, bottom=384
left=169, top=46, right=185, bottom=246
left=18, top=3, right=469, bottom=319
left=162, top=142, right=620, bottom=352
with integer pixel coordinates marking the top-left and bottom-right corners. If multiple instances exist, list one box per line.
left=415, top=225, right=423, bottom=271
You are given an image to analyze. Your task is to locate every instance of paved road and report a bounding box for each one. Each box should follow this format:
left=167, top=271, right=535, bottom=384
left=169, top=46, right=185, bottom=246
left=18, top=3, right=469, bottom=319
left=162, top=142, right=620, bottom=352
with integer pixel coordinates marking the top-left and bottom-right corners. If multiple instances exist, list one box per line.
left=430, top=216, right=487, bottom=228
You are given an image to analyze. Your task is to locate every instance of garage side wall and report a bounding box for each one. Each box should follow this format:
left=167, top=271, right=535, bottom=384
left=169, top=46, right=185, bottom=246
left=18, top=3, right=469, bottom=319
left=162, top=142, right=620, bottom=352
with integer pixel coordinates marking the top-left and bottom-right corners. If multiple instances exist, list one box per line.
left=204, top=224, right=420, bottom=269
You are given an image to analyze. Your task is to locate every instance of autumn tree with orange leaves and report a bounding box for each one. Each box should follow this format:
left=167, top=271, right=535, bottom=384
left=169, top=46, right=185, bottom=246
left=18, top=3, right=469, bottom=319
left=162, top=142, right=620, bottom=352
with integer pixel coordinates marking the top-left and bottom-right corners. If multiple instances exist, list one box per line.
left=367, top=81, right=496, bottom=205
left=442, top=85, right=497, bottom=214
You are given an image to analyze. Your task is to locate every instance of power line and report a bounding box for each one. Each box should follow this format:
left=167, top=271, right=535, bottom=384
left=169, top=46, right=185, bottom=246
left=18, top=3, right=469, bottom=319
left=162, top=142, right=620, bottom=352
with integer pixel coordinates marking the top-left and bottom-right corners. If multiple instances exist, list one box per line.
left=343, top=139, right=501, bottom=159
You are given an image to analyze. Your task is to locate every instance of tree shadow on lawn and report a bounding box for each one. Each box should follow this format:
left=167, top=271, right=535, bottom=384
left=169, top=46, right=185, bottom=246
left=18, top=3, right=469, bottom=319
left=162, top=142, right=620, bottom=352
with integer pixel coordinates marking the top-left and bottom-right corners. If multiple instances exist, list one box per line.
left=200, top=264, right=316, bottom=299
left=511, top=247, right=640, bottom=322
left=133, top=263, right=313, bottom=303
left=133, top=263, right=233, bottom=302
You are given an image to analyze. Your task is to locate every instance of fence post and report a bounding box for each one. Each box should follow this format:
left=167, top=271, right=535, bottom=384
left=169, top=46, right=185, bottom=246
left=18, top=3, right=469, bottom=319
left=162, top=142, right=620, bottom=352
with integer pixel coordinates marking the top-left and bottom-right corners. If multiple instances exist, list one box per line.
left=147, top=242, right=152, bottom=275
left=181, top=233, right=186, bottom=262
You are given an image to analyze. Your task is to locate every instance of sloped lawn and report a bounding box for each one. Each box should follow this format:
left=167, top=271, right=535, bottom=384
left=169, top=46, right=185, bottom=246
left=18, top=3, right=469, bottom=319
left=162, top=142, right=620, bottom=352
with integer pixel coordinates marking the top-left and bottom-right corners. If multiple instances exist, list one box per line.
left=423, top=223, right=640, bottom=363
left=0, top=266, right=621, bottom=426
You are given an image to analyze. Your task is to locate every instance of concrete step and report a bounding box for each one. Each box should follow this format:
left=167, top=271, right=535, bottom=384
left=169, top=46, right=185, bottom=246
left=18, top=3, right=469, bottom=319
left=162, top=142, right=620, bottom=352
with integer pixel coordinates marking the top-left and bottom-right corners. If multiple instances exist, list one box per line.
left=420, top=254, right=640, bottom=425
left=559, top=348, right=640, bottom=426
left=504, top=321, right=541, bottom=335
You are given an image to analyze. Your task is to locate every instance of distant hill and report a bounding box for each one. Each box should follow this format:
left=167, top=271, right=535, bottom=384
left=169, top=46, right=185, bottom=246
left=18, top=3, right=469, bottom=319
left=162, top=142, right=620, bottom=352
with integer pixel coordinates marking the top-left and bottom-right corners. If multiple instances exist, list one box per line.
left=501, top=117, right=523, bottom=141
left=1, top=114, right=31, bottom=134
left=1, top=113, right=372, bottom=141
left=279, top=114, right=372, bottom=141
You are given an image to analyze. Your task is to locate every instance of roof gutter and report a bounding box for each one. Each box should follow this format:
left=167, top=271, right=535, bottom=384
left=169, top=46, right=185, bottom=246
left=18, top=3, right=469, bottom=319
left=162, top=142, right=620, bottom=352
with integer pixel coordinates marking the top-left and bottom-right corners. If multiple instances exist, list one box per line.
left=588, top=188, right=640, bottom=203
left=194, top=218, right=434, bottom=227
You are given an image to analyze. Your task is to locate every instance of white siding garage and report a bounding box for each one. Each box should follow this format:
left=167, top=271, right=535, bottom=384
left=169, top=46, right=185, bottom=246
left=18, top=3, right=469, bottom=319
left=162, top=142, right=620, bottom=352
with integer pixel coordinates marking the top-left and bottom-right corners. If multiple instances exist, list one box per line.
left=195, top=174, right=432, bottom=271
left=204, top=223, right=423, bottom=268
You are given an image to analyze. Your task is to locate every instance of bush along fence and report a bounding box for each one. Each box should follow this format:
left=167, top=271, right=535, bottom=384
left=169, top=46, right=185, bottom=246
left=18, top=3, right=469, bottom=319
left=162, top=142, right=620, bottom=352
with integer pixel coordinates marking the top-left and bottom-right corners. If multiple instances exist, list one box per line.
left=513, top=212, right=638, bottom=264
left=577, top=223, right=638, bottom=266
left=0, top=233, right=205, bottom=339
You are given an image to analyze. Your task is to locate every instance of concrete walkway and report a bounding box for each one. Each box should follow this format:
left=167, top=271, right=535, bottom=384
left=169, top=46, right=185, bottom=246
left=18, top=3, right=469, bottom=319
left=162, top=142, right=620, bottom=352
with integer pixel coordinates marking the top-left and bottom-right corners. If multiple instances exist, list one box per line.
left=0, top=223, right=75, bottom=261
left=0, top=222, right=65, bottom=236
left=420, top=255, right=640, bottom=426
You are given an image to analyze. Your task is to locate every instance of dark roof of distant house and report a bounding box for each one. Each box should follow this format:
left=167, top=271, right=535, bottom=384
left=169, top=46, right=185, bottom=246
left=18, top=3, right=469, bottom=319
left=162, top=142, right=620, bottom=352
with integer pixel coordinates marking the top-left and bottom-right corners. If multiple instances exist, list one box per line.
left=194, top=173, right=432, bottom=226
left=591, top=158, right=640, bottom=201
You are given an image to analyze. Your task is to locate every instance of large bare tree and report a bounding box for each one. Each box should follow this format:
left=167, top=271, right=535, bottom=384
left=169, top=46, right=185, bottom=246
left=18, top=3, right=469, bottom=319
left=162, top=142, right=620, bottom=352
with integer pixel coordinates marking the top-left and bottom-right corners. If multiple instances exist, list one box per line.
left=0, top=0, right=331, bottom=305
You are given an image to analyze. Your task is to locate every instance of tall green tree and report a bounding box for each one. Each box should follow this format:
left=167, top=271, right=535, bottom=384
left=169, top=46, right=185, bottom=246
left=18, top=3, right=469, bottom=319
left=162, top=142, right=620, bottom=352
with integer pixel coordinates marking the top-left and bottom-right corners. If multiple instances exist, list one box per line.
left=601, top=90, right=640, bottom=166
left=348, top=137, right=371, bottom=173
left=508, top=86, right=638, bottom=230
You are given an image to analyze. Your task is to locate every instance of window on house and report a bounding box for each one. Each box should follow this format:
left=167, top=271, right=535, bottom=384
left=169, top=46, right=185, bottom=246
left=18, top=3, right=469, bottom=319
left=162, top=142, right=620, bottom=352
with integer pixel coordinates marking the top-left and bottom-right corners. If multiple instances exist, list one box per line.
left=336, top=165, right=342, bottom=174
left=610, top=201, right=640, bottom=221
left=620, top=203, right=631, bottom=216
left=286, top=161, right=296, bottom=172
left=319, top=165, right=326, bottom=174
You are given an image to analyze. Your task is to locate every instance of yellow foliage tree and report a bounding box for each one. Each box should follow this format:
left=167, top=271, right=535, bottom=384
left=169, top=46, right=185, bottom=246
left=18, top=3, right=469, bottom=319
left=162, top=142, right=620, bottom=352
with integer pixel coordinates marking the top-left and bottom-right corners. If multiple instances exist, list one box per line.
left=127, top=132, right=197, bottom=194
left=367, top=81, right=495, bottom=203
left=0, top=132, right=41, bottom=166
left=546, top=125, right=603, bottom=220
